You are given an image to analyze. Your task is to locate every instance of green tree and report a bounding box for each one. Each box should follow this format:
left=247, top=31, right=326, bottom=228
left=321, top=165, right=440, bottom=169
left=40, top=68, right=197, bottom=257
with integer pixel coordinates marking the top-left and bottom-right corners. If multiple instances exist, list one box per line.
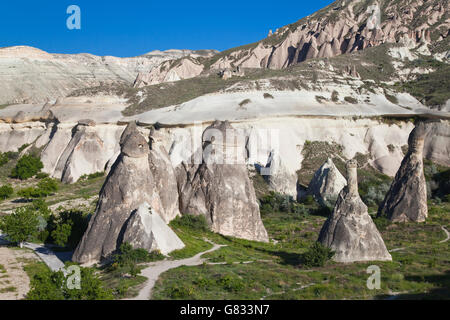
left=0, top=206, right=39, bottom=247
left=51, top=223, right=72, bottom=247
left=10, top=154, right=43, bottom=180
left=0, top=184, right=14, bottom=200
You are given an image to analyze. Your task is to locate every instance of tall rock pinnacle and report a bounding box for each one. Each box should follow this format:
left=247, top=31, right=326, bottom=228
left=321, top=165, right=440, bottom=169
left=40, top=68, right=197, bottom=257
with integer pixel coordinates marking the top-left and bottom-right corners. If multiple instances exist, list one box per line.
left=72, top=122, right=169, bottom=265
left=318, top=160, right=392, bottom=263
left=378, top=122, right=428, bottom=222
left=176, top=120, right=269, bottom=242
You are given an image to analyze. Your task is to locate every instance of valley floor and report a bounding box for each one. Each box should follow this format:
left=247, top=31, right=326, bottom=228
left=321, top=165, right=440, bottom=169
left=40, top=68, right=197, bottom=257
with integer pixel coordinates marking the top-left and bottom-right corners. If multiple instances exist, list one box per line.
left=149, top=200, right=449, bottom=300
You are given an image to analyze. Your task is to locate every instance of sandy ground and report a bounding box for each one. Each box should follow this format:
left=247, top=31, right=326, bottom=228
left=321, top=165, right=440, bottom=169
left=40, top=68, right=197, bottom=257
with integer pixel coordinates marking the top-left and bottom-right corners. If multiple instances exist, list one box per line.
left=0, top=246, right=38, bottom=300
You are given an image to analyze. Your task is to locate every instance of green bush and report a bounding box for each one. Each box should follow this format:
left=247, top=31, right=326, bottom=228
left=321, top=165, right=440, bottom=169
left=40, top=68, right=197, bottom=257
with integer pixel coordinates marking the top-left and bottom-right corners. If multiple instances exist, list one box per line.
left=110, top=242, right=164, bottom=277
left=27, top=265, right=113, bottom=300
left=0, top=152, right=9, bottom=166
left=260, top=191, right=295, bottom=213
left=37, top=178, right=58, bottom=195
left=218, top=274, right=245, bottom=292
left=168, top=284, right=195, bottom=299
left=0, top=184, right=14, bottom=200
left=10, top=154, right=43, bottom=180
left=302, top=242, right=334, bottom=268
left=80, top=171, right=105, bottom=180
left=373, top=216, right=391, bottom=231
left=17, top=178, right=58, bottom=199
left=0, top=206, right=39, bottom=245
left=171, top=214, right=209, bottom=231
left=35, top=172, right=49, bottom=179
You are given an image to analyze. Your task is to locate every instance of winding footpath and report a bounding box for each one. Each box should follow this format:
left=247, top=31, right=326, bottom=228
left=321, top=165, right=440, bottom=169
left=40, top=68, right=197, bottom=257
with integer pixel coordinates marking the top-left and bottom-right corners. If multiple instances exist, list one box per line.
left=129, top=241, right=227, bottom=300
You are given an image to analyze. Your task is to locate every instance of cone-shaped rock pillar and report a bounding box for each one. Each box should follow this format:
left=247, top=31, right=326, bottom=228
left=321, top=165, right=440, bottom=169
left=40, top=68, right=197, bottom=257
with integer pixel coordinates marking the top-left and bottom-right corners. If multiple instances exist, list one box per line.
left=377, top=122, right=428, bottom=222
left=318, top=160, right=392, bottom=263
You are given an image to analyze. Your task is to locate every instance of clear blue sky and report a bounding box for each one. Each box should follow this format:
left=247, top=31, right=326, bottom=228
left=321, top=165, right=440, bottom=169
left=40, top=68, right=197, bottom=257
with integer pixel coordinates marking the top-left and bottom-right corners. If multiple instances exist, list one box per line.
left=0, top=0, right=335, bottom=57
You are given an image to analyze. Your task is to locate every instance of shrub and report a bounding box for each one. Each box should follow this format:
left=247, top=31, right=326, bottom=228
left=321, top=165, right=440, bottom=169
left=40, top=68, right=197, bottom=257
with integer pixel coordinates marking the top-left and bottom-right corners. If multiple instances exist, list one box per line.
left=260, top=191, right=294, bottom=213
left=385, top=93, right=398, bottom=104
left=373, top=216, right=391, bottom=231
left=302, top=242, right=334, bottom=268
left=35, top=172, right=49, bottom=179
left=170, top=214, right=209, bottom=231
left=18, top=144, right=30, bottom=153
left=218, top=274, right=245, bottom=292
left=27, top=265, right=113, bottom=300
left=0, top=152, right=9, bottom=166
left=110, top=242, right=164, bottom=277
left=80, top=171, right=105, bottom=180
left=0, top=206, right=39, bottom=246
left=238, top=99, right=251, bottom=107
left=344, top=96, right=358, bottom=104
left=263, top=93, right=274, bottom=99
left=0, top=184, right=14, bottom=200
left=10, top=154, right=43, bottom=180
left=331, top=90, right=339, bottom=102
left=37, top=178, right=58, bottom=195
left=168, top=284, right=195, bottom=299
left=17, top=178, right=58, bottom=199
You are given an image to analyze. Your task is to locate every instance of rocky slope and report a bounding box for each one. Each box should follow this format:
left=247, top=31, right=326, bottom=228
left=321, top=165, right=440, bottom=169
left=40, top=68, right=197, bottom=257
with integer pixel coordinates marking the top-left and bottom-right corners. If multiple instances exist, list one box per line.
left=0, top=46, right=217, bottom=105
left=136, top=0, right=448, bottom=87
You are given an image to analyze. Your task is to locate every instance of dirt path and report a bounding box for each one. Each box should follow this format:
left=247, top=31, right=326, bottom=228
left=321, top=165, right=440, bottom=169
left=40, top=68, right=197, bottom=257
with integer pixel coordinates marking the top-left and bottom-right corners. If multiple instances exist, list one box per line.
left=0, top=246, right=38, bottom=300
left=129, top=241, right=226, bottom=300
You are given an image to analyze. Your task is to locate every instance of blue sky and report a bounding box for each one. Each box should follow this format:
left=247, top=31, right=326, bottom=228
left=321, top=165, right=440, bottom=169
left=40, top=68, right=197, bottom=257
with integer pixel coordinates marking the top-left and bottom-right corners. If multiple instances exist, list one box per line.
left=0, top=0, right=335, bottom=57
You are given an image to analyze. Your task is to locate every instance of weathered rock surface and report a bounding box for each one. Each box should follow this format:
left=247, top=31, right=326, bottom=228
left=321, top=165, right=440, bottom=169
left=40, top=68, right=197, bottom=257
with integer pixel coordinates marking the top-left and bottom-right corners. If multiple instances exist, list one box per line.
left=133, top=57, right=205, bottom=87
left=148, top=128, right=181, bottom=223
left=176, top=121, right=269, bottom=242
left=123, top=202, right=184, bottom=255
left=318, top=160, right=392, bottom=263
left=378, top=122, right=429, bottom=222
left=263, top=149, right=298, bottom=197
left=72, top=124, right=166, bottom=264
left=208, top=0, right=449, bottom=71
left=308, top=158, right=347, bottom=206
left=0, top=46, right=217, bottom=104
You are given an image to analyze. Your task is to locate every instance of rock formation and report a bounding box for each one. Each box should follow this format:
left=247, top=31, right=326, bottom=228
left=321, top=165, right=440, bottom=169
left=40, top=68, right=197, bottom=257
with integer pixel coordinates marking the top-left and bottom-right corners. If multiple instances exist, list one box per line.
left=378, top=122, right=428, bottom=222
left=148, top=128, right=181, bottom=223
left=176, top=120, right=269, bottom=242
left=308, top=158, right=347, bottom=206
left=72, top=123, right=169, bottom=265
left=122, top=202, right=184, bottom=255
left=318, top=160, right=392, bottom=263
left=263, top=149, right=298, bottom=198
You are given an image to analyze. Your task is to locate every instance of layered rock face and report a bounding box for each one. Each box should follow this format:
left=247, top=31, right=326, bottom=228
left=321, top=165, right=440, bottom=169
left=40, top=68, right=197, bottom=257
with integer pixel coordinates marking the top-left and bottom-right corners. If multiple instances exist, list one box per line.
left=148, top=128, right=181, bottom=223
left=378, top=122, right=428, bottom=222
left=0, top=46, right=217, bottom=104
left=318, top=160, right=392, bottom=263
left=176, top=121, right=269, bottom=242
left=308, top=158, right=347, bottom=206
left=209, top=0, right=448, bottom=71
left=133, top=58, right=205, bottom=87
left=72, top=124, right=167, bottom=264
